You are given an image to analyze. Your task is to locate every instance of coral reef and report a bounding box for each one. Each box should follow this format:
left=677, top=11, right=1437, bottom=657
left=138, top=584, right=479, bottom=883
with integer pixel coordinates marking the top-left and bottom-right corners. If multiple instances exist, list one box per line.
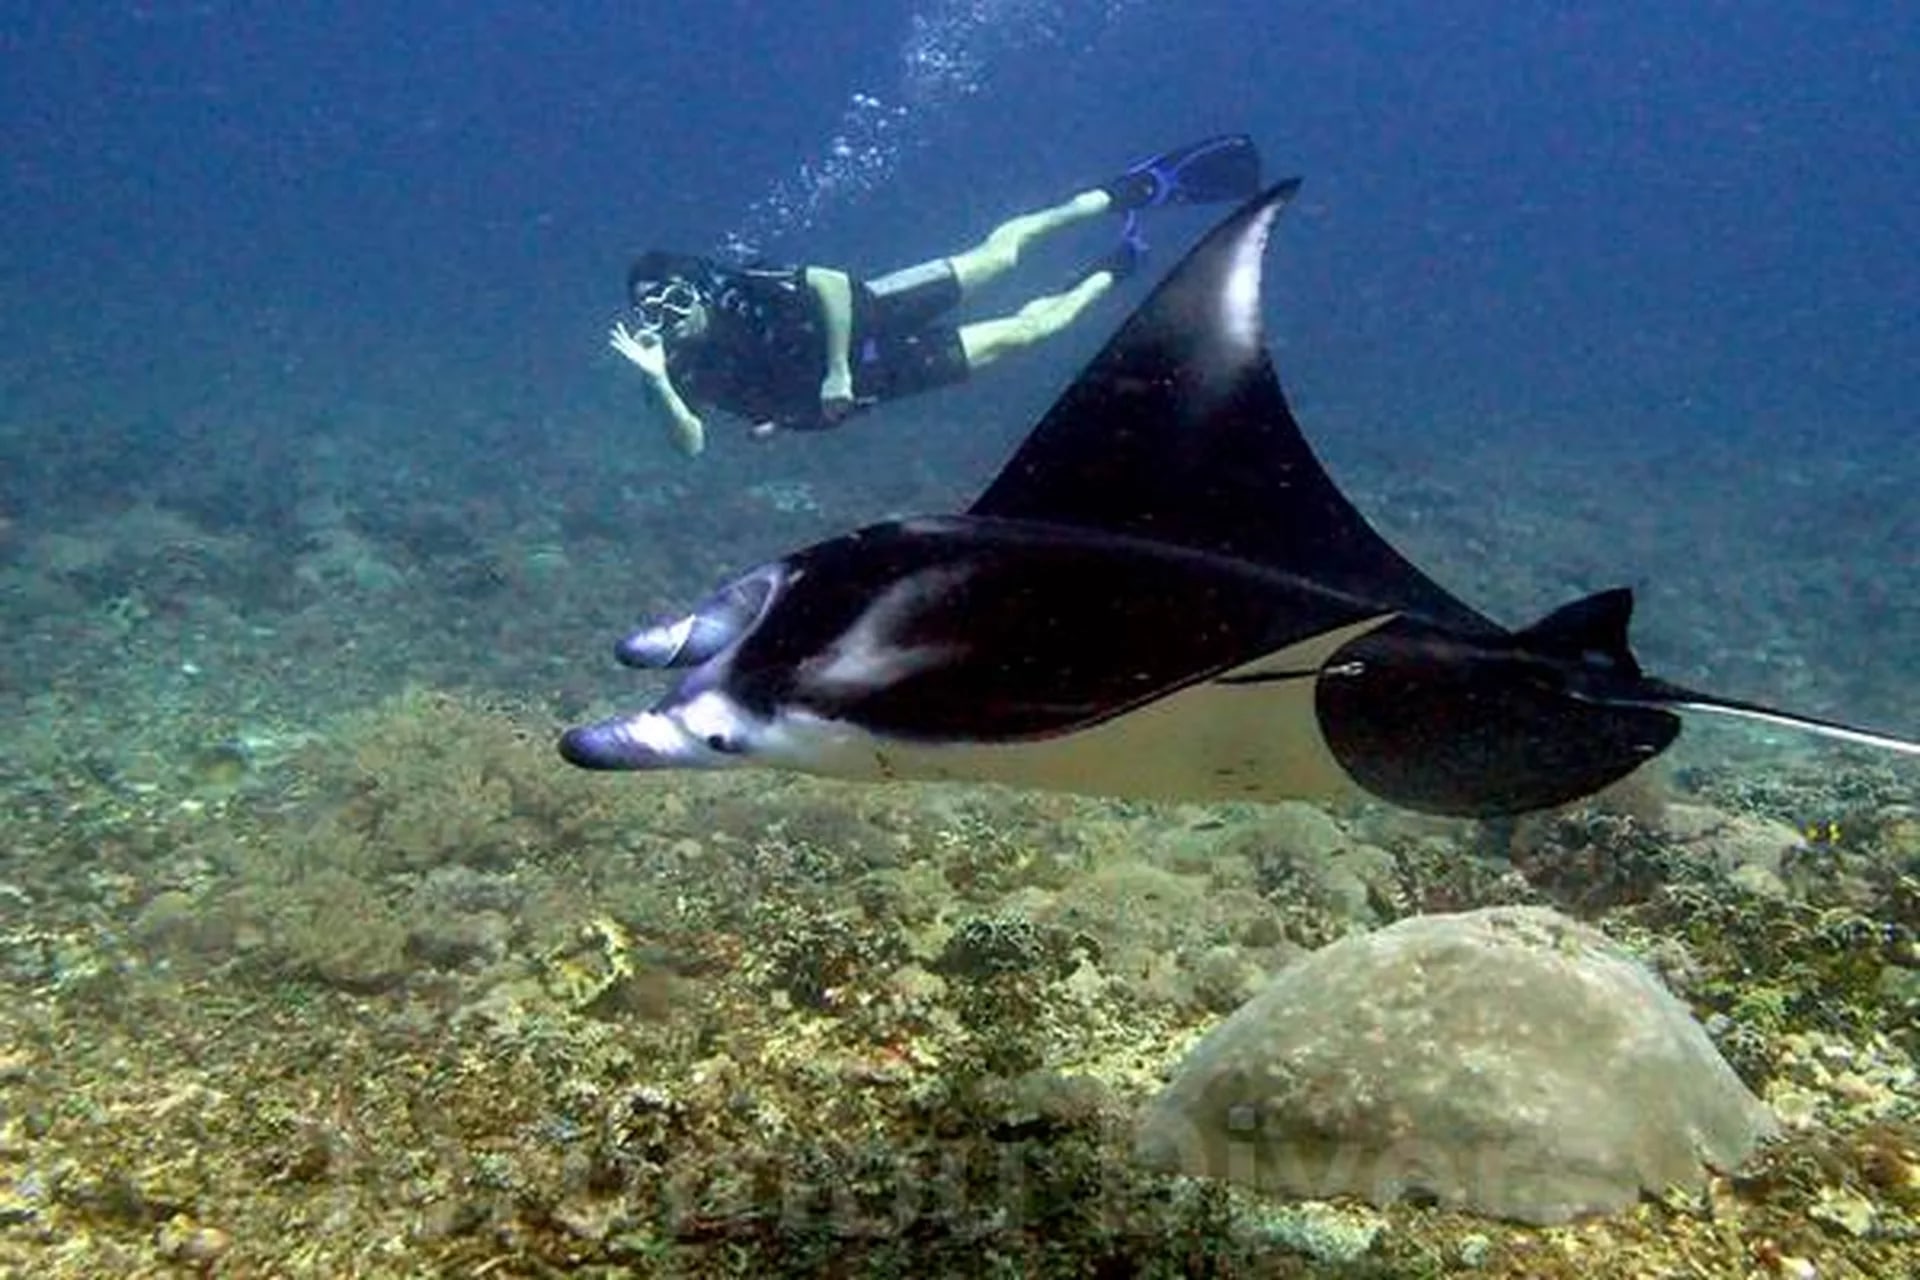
left=1134, top=906, right=1776, bottom=1225
left=0, top=461, right=1916, bottom=1274
left=0, top=672, right=1915, bottom=1275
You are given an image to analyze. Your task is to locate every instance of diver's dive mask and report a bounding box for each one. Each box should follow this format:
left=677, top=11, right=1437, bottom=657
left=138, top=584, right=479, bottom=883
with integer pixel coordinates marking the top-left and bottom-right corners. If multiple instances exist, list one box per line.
left=627, top=278, right=705, bottom=339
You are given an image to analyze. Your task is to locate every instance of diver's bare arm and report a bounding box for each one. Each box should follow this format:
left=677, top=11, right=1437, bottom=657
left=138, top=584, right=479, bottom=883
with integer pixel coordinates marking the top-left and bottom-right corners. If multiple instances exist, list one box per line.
left=804, top=267, right=855, bottom=415
left=609, top=321, right=706, bottom=457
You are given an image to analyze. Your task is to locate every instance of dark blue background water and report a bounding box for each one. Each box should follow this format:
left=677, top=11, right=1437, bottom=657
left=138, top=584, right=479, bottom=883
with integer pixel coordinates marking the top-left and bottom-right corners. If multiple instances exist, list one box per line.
left=3, top=0, right=1915, bottom=731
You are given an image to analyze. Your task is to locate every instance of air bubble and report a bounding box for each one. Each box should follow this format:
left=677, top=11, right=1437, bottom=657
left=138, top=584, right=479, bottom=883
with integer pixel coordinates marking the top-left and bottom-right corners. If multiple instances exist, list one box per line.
left=721, top=0, right=1143, bottom=259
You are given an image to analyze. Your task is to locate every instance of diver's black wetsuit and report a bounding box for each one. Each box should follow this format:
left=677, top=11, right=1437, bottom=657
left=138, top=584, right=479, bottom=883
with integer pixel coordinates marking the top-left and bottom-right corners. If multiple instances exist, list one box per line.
left=629, top=252, right=971, bottom=431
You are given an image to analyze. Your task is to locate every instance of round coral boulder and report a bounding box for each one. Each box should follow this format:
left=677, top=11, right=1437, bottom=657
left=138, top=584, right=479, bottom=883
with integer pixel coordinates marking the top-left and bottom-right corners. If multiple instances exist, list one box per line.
left=1135, top=905, right=1776, bottom=1224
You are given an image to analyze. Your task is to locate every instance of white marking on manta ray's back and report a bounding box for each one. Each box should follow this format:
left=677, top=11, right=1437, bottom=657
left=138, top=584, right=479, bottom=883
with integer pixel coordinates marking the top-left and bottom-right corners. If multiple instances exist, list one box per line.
left=803, top=564, right=972, bottom=693
left=756, top=615, right=1395, bottom=803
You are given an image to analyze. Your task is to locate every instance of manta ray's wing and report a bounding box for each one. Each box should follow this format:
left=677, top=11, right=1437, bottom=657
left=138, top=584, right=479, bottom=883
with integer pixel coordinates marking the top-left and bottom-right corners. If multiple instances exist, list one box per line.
left=971, top=178, right=1496, bottom=638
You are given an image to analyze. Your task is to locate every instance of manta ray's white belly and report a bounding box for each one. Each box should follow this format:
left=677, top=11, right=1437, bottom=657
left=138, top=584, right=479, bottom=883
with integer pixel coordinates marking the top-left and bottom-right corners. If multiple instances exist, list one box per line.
left=754, top=617, right=1388, bottom=804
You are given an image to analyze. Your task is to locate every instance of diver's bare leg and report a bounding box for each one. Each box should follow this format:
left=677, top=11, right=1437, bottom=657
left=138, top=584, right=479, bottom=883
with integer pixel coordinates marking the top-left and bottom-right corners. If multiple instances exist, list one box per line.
left=957, top=269, right=1115, bottom=370
left=876, top=189, right=1113, bottom=302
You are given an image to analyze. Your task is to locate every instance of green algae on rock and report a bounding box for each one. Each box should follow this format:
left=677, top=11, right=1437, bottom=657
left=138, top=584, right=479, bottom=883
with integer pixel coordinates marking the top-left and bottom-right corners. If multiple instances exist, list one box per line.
left=1134, top=905, right=1777, bottom=1225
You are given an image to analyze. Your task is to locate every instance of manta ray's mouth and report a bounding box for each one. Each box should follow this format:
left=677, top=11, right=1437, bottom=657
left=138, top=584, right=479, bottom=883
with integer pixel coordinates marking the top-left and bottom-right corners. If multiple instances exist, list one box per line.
left=556, top=716, right=669, bottom=770
left=560, top=687, right=757, bottom=771
left=557, top=711, right=721, bottom=771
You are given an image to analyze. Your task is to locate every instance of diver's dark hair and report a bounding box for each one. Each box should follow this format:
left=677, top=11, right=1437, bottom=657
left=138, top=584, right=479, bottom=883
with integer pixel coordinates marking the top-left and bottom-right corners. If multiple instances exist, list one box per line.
left=627, top=250, right=714, bottom=304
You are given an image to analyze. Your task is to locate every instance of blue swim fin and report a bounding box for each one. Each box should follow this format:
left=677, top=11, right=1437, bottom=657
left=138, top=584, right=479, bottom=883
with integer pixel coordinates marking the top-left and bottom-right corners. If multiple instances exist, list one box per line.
left=1102, top=134, right=1263, bottom=212
left=1084, top=211, right=1151, bottom=282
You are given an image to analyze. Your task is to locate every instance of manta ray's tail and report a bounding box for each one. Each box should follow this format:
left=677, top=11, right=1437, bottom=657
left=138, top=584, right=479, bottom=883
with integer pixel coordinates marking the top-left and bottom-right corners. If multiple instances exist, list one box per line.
left=1632, top=682, right=1920, bottom=757
left=1531, top=588, right=1920, bottom=758
left=1317, top=587, right=1916, bottom=819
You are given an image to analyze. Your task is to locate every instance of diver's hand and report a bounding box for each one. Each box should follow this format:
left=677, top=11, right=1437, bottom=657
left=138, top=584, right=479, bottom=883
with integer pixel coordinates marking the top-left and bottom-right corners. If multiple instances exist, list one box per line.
left=752, top=398, right=871, bottom=441
left=817, top=374, right=872, bottom=427
left=609, top=320, right=666, bottom=375
left=820, top=368, right=855, bottom=420
left=611, top=321, right=704, bottom=456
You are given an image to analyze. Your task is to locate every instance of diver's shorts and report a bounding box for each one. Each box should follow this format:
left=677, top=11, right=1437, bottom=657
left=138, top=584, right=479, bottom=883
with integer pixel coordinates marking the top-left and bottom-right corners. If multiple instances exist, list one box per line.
left=851, top=326, right=971, bottom=404
left=850, top=260, right=971, bottom=404
left=862, top=259, right=963, bottom=331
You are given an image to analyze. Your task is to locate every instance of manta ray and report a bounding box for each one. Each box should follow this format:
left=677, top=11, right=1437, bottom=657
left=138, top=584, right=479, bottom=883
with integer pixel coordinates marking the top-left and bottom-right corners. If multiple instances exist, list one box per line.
left=560, top=180, right=1918, bottom=817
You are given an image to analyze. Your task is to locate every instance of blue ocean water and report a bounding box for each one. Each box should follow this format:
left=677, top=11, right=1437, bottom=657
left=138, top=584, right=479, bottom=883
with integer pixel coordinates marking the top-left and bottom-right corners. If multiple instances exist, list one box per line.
left=4, top=0, right=1913, bottom=734
left=4, top=6, right=1920, bottom=1273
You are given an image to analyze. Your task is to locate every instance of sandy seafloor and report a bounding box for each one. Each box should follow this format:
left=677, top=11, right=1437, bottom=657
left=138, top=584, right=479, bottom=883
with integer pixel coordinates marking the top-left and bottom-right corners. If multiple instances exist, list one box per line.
left=1, top=375, right=1918, bottom=1279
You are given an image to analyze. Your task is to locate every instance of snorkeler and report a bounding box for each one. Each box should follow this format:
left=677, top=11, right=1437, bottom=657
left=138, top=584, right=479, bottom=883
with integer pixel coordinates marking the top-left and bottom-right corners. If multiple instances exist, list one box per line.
left=609, top=135, right=1262, bottom=456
